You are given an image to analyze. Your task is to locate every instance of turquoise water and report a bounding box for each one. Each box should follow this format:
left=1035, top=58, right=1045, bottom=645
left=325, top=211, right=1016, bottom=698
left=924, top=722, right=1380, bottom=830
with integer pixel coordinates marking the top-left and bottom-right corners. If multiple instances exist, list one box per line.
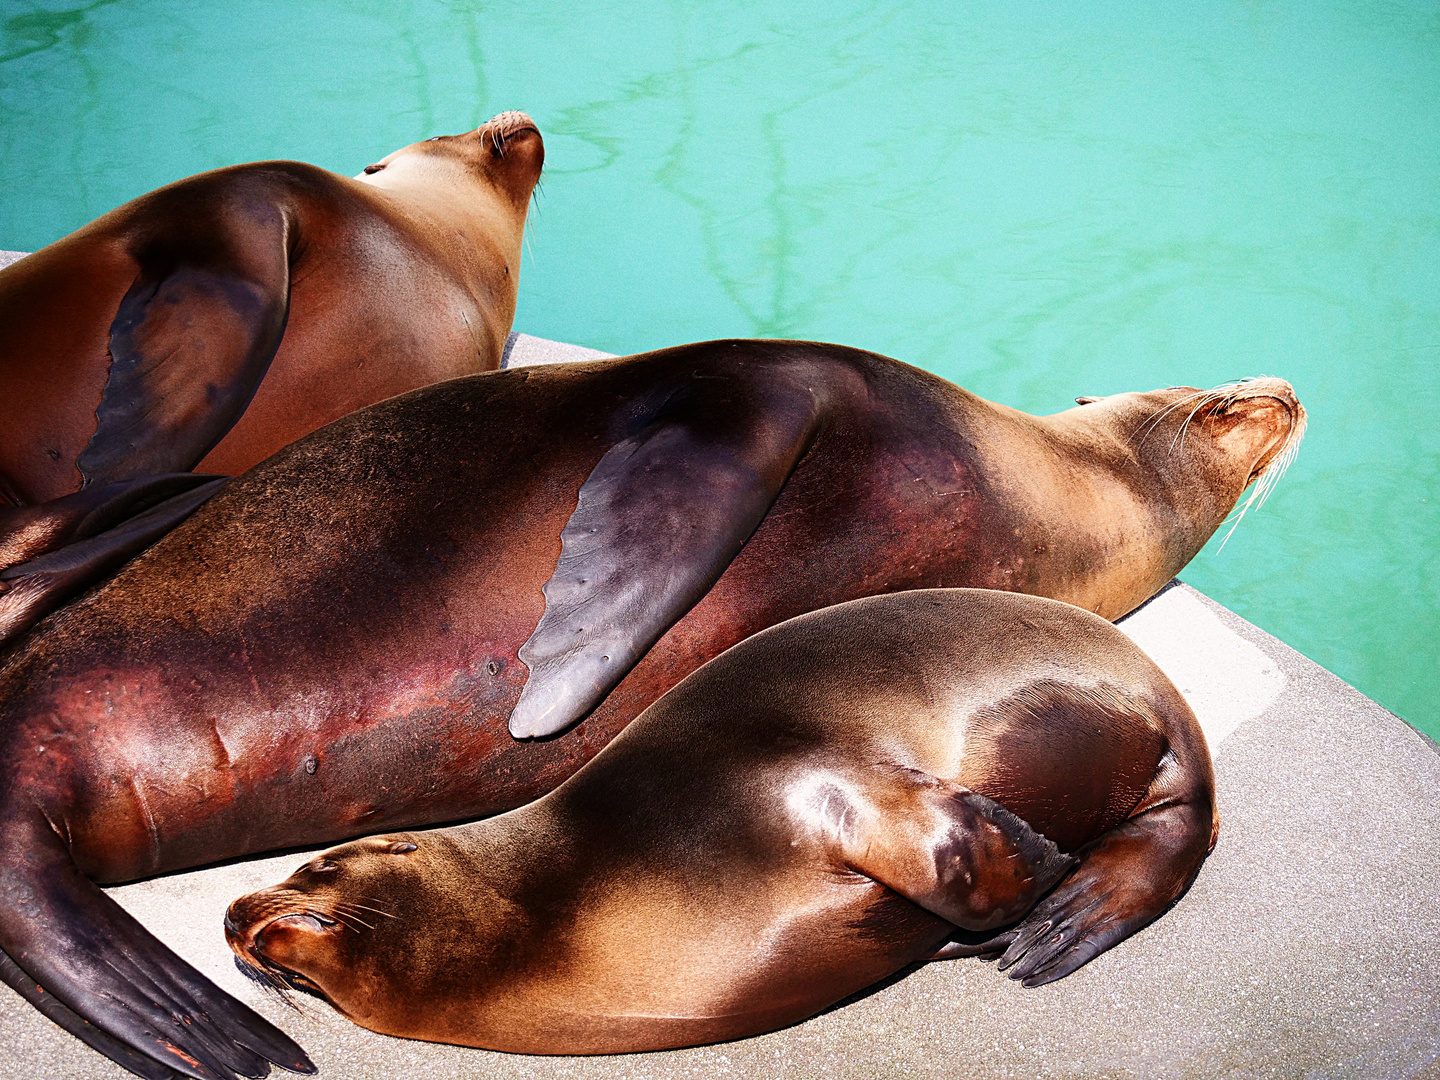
left=2, top=1, right=1436, bottom=737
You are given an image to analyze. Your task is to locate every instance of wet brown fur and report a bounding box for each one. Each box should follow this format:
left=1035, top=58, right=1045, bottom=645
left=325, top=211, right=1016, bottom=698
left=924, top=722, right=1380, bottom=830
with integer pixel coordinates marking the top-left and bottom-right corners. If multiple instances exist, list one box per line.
left=0, top=342, right=1299, bottom=883
left=227, top=590, right=1216, bottom=1054
left=0, top=111, right=542, bottom=510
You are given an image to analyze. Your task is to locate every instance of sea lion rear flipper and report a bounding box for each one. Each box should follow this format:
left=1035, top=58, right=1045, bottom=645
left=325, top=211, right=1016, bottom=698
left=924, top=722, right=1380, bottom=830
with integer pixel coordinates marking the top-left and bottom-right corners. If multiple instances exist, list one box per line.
left=0, top=816, right=314, bottom=1079
left=977, top=800, right=1215, bottom=986
left=0, top=473, right=224, bottom=573
left=509, top=374, right=825, bottom=738
left=77, top=215, right=292, bottom=486
left=839, top=769, right=1075, bottom=931
left=0, top=948, right=181, bottom=1080
left=0, top=477, right=226, bottom=651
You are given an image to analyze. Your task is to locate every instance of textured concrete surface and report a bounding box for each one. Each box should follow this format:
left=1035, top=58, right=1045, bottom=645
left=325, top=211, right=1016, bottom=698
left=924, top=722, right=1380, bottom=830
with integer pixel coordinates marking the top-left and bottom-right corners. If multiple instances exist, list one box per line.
left=0, top=330, right=1436, bottom=1080
left=502, top=330, right=615, bottom=368
left=0, top=251, right=26, bottom=270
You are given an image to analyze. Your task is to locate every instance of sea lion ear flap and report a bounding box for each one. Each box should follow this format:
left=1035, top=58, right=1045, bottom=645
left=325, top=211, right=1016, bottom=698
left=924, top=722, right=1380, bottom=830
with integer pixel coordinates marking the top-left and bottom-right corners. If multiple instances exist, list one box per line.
left=77, top=218, right=291, bottom=487
left=509, top=379, right=825, bottom=739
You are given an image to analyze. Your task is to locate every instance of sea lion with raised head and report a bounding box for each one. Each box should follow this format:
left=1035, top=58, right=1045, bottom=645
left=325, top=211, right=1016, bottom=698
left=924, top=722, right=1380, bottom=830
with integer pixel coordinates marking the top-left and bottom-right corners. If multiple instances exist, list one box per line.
left=0, top=111, right=543, bottom=648
left=0, top=340, right=1302, bottom=1078
left=227, top=588, right=1217, bottom=1053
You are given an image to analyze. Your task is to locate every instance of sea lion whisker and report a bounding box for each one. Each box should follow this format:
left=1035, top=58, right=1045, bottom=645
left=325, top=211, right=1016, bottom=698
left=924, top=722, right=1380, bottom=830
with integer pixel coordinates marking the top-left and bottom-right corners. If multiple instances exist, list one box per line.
left=233, top=954, right=307, bottom=1011
left=333, top=901, right=397, bottom=920
left=1130, top=390, right=1211, bottom=446
left=328, top=905, right=383, bottom=929
left=1130, top=397, right=1191, bottom=443
left=1168, top=399, right=1207, bottom=453
left=1169, top=390, right=1229, bottom=455
left=315, top=907, right=373, bottom=932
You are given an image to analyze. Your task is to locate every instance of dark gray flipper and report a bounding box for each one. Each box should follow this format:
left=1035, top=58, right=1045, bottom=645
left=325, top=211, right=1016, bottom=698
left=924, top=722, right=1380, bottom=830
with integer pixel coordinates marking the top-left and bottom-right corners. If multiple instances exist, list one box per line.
left=77, top=218, right=291, bottom=486
left=509, top=374, right=825, bottom=738
left=0, top=477, right=225, bottom=650
left=934, top=800, right=1214, bottom=985
left=992, top=801, right=1212, bottom=986
left=0, top=948, right=181, bottom=1080
left=0, top=815, right=314, bottom=1080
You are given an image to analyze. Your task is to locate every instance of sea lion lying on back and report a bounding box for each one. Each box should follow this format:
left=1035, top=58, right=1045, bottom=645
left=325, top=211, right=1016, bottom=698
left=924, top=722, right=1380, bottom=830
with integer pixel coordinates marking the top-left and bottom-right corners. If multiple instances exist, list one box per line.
left=0, top=340, right=1302, bottom=1079
left=0, top=111, right=543, bottom=648
left=228, top=588, right=1217, bottom=1054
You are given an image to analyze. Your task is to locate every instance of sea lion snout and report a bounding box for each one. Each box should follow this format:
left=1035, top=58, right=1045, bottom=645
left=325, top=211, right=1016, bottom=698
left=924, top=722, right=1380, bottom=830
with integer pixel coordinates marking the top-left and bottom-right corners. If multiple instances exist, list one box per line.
left=481, top=110, right=541, bottom=144
left=225, top=887, right=356, bottom=1004
left=1198, top=377, right=1306, bottom=486
left=225, top=889, right=333, bottom=959
left=356, top=111, right=543, bottom=200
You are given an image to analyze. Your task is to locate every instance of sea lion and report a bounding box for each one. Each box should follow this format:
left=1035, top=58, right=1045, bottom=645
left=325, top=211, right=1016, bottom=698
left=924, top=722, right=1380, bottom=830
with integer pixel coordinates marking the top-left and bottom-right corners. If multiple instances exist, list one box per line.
left=0, top=340, right=1303, bottom=1078
left=226, top=588, right=1217, bottom=1053
left=0, top=110, right=543, bottom=647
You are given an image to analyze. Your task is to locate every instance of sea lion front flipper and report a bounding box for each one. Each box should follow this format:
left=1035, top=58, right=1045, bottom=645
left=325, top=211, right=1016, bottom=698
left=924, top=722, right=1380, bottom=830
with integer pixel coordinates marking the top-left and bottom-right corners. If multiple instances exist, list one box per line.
left=982, top=800, right=1215, bottom=987
left=0, top=477, right=226, bottom=651
left=838, top=769, right=1075, bottom=931
left=0, top=816, right=314, bottom=1080
left=509, top=375, right=825, bottom=738
left=77, top=216, right=292, bottom=486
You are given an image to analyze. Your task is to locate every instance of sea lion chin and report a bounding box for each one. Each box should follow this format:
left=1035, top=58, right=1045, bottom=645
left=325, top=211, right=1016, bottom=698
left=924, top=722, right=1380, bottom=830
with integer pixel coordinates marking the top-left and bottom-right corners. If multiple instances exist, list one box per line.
left=228, top=589, right=1218, bottom=1055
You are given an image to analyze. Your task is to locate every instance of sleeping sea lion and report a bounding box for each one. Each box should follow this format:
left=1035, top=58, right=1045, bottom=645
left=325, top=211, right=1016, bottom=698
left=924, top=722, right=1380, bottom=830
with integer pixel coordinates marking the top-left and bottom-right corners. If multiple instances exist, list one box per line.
left=0, top=340, right=1303, bottom=1078
left=0, top=110, right=543, bottom=647
left=226, top=588, right=1217, bottom=1053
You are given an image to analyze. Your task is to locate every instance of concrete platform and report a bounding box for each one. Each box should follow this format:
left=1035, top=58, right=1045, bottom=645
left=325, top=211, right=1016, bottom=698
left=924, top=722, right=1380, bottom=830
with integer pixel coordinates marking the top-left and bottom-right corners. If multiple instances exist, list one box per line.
left=1, top=321, right=1436, bottom=1080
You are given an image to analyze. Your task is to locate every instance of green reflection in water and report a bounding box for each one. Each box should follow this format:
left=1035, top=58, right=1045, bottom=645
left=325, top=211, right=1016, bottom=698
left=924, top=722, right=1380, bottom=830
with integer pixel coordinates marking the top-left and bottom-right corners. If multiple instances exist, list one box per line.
left=1, top=0, right=1436, bottom=736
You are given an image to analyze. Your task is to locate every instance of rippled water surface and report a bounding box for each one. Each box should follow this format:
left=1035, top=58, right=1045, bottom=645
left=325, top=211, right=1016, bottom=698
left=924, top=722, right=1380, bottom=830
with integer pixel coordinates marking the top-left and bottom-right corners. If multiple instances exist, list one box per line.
left=2, top=1, right=1436, bottom=736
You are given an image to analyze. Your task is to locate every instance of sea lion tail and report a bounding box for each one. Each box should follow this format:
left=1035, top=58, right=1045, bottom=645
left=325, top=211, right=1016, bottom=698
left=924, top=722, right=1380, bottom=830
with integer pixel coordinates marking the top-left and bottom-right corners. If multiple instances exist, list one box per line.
left=0, top=812, right=315, bottom=1079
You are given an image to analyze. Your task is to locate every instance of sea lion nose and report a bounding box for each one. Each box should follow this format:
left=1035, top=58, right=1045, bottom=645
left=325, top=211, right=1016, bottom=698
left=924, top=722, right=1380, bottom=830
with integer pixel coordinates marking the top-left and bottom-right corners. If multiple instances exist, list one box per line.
left=1234, top=377, right=1300, bottom=411
left=223, top=896, right=261, bottom=946
left=484, top=110, right=538, bottom=138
